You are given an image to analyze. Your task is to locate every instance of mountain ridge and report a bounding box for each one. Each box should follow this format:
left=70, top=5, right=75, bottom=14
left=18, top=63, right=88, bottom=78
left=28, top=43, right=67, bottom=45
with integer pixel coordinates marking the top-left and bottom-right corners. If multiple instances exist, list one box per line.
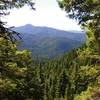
left=13, top=24, right=86, bottom=59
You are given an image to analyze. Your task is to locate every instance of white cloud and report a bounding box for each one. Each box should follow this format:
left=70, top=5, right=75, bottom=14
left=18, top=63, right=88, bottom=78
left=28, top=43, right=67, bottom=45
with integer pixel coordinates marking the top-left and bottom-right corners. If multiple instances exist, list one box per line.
left=5, top=0, right=81, bottom=31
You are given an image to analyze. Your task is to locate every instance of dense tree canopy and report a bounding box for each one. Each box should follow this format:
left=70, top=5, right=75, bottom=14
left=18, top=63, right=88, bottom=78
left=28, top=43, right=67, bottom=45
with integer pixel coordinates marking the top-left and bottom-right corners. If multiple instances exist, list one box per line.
left=58, top=0, right=100, bottom=99
left=0, top=0, right=37, bottom=99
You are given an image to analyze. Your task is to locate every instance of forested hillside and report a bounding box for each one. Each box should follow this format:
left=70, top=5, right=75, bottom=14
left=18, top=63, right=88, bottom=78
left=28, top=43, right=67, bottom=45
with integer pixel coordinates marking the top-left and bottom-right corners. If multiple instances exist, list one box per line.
left=0, top=0, right=100, bottom=100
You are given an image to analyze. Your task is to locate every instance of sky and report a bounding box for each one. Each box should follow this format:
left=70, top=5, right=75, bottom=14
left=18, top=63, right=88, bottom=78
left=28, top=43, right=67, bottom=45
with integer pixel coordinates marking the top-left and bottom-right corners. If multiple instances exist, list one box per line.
left=4, top=0, right=81, bottom=31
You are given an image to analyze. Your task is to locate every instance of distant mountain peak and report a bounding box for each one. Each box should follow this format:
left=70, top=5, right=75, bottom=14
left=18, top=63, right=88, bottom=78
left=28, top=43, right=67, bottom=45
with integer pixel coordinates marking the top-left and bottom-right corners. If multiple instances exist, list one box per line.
left=24, top=24, right=34, bottom=27
left=23, top=24, right=35, bottom=28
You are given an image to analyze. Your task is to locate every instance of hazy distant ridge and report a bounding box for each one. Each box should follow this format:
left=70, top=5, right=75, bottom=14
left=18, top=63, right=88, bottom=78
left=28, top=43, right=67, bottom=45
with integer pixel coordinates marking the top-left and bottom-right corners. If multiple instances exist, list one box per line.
left=13, top=24, right=86, bottom=58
